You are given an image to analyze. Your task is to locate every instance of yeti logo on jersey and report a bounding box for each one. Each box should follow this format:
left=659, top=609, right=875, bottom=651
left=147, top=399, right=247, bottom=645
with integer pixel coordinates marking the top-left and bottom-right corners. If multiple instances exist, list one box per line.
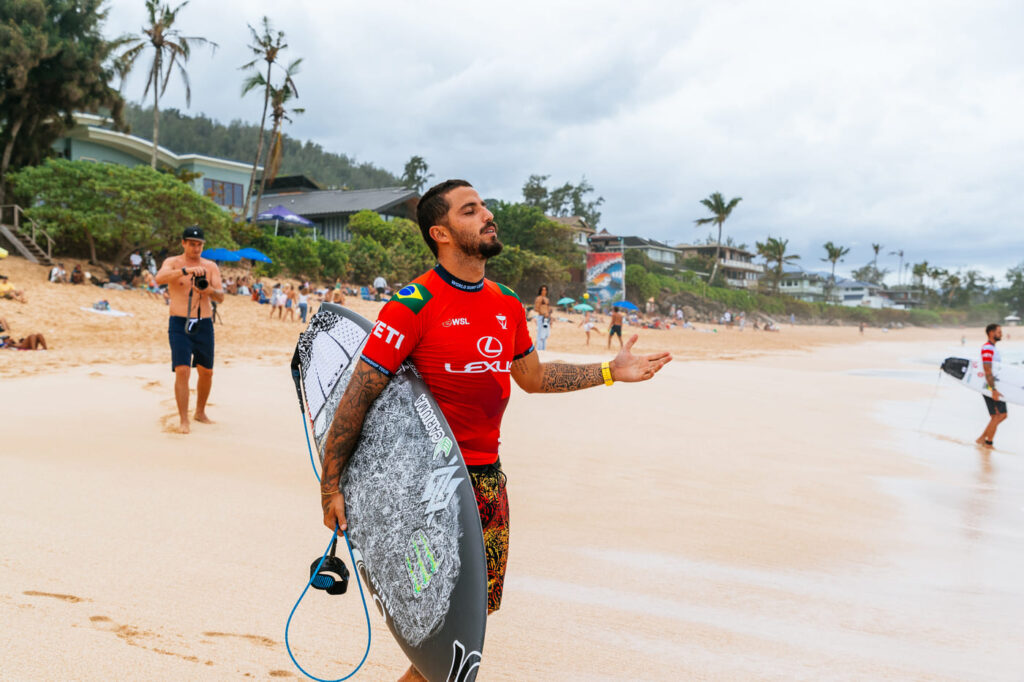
left=372, top=320, right=406, bottom=350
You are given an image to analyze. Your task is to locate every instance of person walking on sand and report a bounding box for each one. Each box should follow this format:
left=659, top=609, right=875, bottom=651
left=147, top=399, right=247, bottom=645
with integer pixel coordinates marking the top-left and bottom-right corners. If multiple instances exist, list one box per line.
left=608, top=306, right=624, bottom=349
left=284, top=285, right=297, bottom=322
left=977, top=323, right=1007, bottom=448
left=155, top=226, right=224, bottom=434
left=319, top=179, right=672, bottom=682
left=298, top=286, right=309, bottom=324
left=533, top=284, right=551, bottom=350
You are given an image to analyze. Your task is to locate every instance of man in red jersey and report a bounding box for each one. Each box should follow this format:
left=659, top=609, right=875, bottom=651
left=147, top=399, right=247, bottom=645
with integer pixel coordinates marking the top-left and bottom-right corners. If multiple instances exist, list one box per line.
left=977, top=323, right=1006, bottom=448
left=319, top=179, right=671, bottom=682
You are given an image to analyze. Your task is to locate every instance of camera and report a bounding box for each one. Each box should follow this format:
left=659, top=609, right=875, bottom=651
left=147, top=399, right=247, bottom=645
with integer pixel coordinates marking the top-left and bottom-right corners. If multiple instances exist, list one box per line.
left=193, top=274, right=209, bottom=290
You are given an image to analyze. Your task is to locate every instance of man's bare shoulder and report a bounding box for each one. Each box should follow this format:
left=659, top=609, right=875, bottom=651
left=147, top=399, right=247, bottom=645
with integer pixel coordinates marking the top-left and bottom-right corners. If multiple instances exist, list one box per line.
left=199, top=258, right=221, bottom=271
left=161, top=254, right=186, bottom=269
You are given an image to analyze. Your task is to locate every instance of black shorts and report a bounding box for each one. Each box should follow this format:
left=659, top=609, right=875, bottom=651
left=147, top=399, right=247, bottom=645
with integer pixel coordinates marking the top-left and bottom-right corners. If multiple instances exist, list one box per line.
left=168, top=316, right=214, bottom=371
left=609, top=324, right=622, bottom=337
left=984, top=395, right=1007, bottom=416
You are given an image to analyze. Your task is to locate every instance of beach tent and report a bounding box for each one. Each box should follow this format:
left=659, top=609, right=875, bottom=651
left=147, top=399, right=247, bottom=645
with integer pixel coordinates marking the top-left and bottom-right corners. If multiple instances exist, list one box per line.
left=235, top=247, right=273, bottom=263
left=256, top=205, right=314, bottom=237
left=202, top=247, right=241, bottom=262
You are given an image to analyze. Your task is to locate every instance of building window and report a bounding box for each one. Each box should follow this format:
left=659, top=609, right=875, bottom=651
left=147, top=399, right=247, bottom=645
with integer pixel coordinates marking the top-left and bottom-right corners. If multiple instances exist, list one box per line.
left=203, top=178, right=244, bottom=208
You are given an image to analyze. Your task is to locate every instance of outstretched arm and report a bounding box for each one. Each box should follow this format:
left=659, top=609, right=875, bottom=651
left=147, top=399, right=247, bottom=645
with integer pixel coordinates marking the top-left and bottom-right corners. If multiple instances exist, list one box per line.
left=320, top=360, right=391, bottom=530
left=511, top=334, right=672, bottom=394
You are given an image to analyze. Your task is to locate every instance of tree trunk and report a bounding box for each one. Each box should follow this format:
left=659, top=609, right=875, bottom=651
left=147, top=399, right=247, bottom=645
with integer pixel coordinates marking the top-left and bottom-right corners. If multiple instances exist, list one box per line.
left=254, top=125, right=280, bottom=215
left=708, top=222, right=722, bottom=286
left=244, top=62, right=274, bottom=218
left=86, top=229, right=98, bottom=265
left=0, top=115, right=25, bottom=206
left=151, top=82, right=160, bottom=169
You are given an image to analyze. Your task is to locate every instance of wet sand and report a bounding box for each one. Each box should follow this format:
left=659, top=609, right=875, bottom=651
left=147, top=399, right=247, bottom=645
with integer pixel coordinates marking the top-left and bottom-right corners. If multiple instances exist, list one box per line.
left=2, top=255, right=1022, bottom=680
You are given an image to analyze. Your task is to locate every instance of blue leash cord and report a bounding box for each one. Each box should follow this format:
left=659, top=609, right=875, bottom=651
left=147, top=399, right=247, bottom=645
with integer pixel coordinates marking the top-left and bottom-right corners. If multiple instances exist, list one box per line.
left=285, top=414, right=372, bottom=681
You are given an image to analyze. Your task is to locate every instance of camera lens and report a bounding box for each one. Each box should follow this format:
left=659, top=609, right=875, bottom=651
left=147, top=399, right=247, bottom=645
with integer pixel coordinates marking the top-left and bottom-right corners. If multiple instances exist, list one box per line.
left=194, top=275, right=209, bottom=290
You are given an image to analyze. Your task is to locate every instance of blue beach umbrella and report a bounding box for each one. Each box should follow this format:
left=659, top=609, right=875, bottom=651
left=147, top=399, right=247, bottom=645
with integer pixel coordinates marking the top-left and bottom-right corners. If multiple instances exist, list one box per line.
left=202, top=247, right=241, bottom=262
left=573, top=303, right=594, bottom=312
left=235, top=247, right=273, bottom=263
left=611, top=301, right=639, bottom=311
left=556, top=297, right=575, bottom=305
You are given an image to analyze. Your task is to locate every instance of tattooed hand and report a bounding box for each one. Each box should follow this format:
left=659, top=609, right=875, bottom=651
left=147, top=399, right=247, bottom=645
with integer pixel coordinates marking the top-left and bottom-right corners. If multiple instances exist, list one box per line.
left=609, top=334, right=672, bottom=382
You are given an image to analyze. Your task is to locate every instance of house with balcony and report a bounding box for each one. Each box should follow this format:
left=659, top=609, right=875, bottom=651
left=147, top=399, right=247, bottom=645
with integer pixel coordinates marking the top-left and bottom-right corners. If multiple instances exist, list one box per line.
left=675, top=243, right=764, bottom=288
left=52, top=113, right=257, bottom=210
left=779, top=267, right=837, bottom=303
left=588, top=230, right=682, bottom=269
left=549, top=216, right=594, bottom=248
left=836, top=280, right=894, bottom=308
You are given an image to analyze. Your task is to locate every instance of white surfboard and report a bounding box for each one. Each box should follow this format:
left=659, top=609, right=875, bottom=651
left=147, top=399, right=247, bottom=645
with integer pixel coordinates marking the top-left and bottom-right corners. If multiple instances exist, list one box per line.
left=941, top=356, right=1024, bottom=406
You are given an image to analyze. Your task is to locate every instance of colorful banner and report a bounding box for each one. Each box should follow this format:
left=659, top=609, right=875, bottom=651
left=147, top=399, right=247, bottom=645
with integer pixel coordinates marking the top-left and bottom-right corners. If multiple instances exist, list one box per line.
left=585, top=252, right=625, bottom=304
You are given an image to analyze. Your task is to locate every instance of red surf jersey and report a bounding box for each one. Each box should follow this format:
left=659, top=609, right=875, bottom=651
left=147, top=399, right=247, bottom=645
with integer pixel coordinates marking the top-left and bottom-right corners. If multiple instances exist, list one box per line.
left=360, top=265, right=534, bottom=465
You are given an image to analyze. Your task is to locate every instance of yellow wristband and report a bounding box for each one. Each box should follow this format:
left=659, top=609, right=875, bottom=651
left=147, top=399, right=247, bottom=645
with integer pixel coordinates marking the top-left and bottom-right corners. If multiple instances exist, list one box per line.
left=601, top=361, right=613, bottom=386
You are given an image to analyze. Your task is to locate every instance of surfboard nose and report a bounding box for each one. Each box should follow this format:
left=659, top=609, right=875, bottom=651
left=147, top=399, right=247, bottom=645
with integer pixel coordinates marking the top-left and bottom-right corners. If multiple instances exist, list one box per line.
left=941, top=357, right=969, bottom=380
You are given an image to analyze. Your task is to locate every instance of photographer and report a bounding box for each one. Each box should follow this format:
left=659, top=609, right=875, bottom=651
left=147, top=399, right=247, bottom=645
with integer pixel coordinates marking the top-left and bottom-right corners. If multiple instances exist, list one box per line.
left=155, top=226, right=225, bottom=434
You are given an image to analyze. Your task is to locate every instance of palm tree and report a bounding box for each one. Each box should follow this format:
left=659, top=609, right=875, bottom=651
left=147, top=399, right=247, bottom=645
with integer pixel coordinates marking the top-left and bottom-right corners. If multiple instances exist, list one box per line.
left=888, top=249, right=904, bottom=286
left=694, top=192, right=742, bottom=286
left=253, top=76, right=303, bottom=215
left=756, top=236, right=800, bottom=294
left=821, top=241, right=849, bottom=303
left=871, top=243, right=883, bottom=268
left=116, top=0, right=216, bottom=168
left=240, top=17, right=300, bottom=216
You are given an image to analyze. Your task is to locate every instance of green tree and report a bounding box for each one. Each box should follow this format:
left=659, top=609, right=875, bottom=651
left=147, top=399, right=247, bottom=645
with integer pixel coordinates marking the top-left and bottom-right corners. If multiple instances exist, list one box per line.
left=694, top=192, right=742, bottom=287
left=489, top=201, right=582, bottom=265
left=239, top=17, right=299, bottom=215
left=871, top=242, right=883, bottom=268
left=9, top=158, right=233, bottom=264
left=998, top=263, right=1024, bottom=315
left=520, top=174, right=603, bottom=228
left=0, top=0, right=126, bottom=203
left=756, top=236, right=799, bottom=294
left=625, top=264, right=658, bottom=304
left=851, top=262, right=890, bottom=286
left=254, top=68, right=303, bottom=212
left=400, top=156, right=432, bottom=193
left=821, top=241, right=849, bottom=302
left=116, top=0, right=216, bottom=168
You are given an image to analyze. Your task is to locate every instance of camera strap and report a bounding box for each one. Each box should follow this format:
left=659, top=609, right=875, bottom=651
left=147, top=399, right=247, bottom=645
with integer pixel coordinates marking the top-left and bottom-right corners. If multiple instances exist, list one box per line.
left=185, top=275, right=203, bottom=334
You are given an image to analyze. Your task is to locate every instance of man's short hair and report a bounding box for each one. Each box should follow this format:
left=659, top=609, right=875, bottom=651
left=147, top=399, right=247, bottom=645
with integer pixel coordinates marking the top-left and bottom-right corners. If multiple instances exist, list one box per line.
left=986, top=323, right=1001, bottom=335
left=417, top=179, right=472, bottom=257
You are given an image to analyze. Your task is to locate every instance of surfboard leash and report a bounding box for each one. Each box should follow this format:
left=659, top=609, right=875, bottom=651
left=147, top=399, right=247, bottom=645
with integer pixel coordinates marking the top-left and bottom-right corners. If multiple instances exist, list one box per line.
left=285, top=413, right=372, bottom=681
left=916, top=368, right=945, bottom=433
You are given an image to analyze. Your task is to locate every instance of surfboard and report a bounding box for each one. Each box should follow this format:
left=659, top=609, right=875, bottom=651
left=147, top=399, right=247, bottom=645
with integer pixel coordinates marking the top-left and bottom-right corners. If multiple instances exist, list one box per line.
left=292, top=303, right=487, bottom=682
left=941, top=356, right=1024, bottom=406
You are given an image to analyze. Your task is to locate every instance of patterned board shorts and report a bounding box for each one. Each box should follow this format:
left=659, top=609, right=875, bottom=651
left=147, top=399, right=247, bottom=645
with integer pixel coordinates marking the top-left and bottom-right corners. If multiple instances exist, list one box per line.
left=467, top=460, right=509, bottom=614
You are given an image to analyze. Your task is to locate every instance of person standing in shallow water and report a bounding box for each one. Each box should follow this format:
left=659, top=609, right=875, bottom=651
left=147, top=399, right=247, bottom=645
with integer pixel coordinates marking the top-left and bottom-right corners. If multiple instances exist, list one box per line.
left=155, top=226, right=224, bottom=434
left=977, top=323, right=1007, bottom=448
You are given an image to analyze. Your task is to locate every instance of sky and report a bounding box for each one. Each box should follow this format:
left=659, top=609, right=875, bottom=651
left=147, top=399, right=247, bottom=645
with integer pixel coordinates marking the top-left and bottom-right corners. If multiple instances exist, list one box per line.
left=101, top=0, right=1024, bottom=284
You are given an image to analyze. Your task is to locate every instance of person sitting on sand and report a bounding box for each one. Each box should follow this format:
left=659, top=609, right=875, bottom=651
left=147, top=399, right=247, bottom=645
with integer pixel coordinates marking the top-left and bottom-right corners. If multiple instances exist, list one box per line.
left=0, top=275, right=26, bottom=303
left=49, top=263, right=68, bottom=283
left=70, top=265, right=85, bottom=284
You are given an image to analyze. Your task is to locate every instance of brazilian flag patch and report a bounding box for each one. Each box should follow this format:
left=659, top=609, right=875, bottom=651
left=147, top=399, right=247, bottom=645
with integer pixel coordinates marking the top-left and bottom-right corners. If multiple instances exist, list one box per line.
left=390, top=283, right=432, bottom=313
left=496, top=282, right=520, bottom=301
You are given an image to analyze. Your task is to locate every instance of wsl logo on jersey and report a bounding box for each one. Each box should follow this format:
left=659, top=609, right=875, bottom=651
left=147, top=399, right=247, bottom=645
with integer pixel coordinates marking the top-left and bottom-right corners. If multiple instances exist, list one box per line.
left=391, top=283, right=433, bottom=314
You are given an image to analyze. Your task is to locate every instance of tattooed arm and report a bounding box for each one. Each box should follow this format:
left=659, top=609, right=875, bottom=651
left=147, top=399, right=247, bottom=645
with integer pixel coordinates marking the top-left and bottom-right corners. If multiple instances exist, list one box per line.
left=321, top=359, right=391, bottom=531
left=511, top=333, right=672, bottom=394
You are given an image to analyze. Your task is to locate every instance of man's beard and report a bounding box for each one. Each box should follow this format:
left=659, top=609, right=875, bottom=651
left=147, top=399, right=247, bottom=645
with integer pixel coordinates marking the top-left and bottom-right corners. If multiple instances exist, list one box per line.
left=453, top=228, right=503, bottom=260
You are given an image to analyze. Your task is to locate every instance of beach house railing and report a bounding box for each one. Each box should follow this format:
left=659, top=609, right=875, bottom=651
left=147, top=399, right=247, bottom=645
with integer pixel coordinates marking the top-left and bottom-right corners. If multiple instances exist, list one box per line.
left=0, top=204, right=54, bottom=265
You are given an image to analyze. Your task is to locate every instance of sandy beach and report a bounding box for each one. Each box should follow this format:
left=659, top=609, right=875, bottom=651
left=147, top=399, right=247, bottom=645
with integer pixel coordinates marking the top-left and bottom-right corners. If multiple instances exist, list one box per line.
left=2, top=256, right=1023, bottom=680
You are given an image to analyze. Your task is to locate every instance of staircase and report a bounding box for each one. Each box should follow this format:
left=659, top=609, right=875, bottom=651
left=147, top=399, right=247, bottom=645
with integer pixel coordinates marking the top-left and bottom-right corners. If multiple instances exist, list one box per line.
left=0, top=205, right=54, bottom=266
